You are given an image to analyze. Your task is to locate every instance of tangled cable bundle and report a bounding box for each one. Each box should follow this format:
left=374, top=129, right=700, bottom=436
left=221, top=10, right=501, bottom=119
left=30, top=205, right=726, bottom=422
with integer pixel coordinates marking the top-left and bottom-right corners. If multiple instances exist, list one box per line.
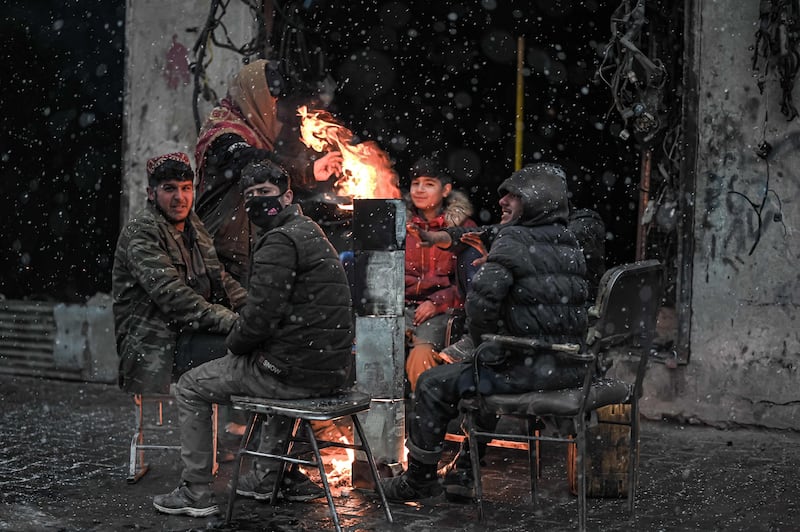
left=753, top=0, right=800, bottom=121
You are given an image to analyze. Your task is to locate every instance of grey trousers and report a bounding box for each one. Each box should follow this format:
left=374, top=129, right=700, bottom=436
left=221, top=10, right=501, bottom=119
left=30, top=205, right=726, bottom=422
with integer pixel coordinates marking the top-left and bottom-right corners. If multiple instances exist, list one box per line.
left=175, top=352, right=326, bottom=485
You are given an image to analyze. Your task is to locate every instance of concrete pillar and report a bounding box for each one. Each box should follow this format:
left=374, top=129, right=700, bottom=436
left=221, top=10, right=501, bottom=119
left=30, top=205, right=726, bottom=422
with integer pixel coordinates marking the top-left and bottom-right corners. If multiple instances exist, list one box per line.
left=122, top=0, right=256, bottom=224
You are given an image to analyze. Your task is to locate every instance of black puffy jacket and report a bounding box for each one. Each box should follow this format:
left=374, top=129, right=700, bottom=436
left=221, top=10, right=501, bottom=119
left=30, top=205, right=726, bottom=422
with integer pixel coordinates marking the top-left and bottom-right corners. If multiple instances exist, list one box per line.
left=226, top=204, right=354, bottom=391
left=466, top=164, right=588, bottom=349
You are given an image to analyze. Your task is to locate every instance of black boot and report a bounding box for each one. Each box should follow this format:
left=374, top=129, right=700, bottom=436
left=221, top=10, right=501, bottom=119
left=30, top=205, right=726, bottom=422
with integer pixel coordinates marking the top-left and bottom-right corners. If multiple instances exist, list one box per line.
left=380, top=457, right=442, bottom=502
left=441, top=439, right=485, bottom=502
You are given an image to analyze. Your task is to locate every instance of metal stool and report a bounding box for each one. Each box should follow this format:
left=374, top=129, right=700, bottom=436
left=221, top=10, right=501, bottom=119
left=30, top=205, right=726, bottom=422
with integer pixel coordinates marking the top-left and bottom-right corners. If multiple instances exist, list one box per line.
left=127, top=393, right=218, bottom=483
left=225, top=391, right=393, bottom=531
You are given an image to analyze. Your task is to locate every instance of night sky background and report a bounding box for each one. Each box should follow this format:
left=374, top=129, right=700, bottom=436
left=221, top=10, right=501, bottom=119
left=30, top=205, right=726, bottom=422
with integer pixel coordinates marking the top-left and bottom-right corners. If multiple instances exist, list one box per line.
left=1, top=0, right=641, bottom=302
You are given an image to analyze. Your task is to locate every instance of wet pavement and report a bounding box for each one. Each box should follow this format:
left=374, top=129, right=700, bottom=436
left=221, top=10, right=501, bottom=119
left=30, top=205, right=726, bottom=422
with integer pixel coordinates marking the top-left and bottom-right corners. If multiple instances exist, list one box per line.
left=1, top=372, right=799, bottom=532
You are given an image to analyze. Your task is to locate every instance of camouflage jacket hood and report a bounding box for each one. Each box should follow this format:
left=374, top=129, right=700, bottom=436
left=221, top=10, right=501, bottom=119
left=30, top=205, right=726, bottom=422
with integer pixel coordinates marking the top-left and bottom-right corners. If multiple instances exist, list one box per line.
left=112, top=201, right=246, bottom=393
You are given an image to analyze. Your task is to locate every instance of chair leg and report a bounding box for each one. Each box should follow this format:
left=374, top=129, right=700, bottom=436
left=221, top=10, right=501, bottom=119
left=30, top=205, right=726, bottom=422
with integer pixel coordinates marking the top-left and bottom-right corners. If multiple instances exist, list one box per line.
left=211, top=403, right=219, bottom=476
left=628, top=399, right=640, bottom=516
left=302, top=420, right=342, bottom=532
left=576, top=415, right=587, bottom=532
left=225, top=413, right=261, bottom=524
left=272, top=418, right=302, bottom=504
left=351, top=414, right=393, bottom=524
left=127, top=394, right=148, bottom=483
left=465, top=412, right=485, bottom=522
left=525, top=418, right=539, bottom=506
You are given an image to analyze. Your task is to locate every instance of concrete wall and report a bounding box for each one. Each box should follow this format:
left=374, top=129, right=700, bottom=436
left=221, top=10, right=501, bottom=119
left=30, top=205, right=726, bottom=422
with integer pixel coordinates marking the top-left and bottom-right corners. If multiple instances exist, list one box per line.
left=122, top=0, right=255, bottom=223
left=641, top=0, right=800, bottom=429
left=53, top=294, right=118, bottom=383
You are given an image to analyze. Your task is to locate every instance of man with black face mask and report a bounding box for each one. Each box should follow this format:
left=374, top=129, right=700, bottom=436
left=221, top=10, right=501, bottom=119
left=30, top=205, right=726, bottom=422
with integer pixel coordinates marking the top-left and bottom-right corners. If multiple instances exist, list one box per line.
left=153, top=159, right=355, bottom=517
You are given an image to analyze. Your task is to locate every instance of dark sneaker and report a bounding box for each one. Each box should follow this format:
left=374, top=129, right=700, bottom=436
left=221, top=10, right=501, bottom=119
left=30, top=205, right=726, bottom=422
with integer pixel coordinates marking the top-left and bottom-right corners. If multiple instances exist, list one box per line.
left=235, top=468, right=325, bottom=502
left=380, top=473, right=442, bottom=502
left=235, top=470, right=274, bottom=501
left=442, top=466, right=474, bottom=502
left=153, top=483, right=219, bottom=517
left=441, top=335, right=475, bottom=362
left=280, top=468, right=326, bottom=502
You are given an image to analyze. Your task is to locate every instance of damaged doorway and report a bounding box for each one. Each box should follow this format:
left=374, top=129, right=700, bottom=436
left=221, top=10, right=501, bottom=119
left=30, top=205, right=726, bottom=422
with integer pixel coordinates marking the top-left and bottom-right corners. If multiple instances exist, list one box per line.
left=267, top=0, right=688, bottom=363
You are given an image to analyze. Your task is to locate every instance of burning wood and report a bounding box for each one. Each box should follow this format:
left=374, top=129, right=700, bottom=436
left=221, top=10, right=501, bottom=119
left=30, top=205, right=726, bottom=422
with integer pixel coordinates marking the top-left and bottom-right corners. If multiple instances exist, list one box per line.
left=298, top=106, right=401, bottom=208
left=302, top=421, right=356, bottom=491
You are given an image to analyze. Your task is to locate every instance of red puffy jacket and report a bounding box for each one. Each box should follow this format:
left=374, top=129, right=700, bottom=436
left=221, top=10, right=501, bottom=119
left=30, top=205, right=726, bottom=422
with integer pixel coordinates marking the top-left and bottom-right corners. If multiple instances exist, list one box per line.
left=405, top=190, right=476, bottom=314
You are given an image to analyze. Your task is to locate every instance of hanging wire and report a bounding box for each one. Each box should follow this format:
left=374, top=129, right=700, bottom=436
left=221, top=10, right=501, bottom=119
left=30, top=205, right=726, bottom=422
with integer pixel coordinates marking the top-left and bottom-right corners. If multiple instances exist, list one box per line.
left=189, top=0, right=328, bottom=133
left=752, top=0, right=800, bottom=121
left=190, top=0, right=268, bottom=133
left=595, top=0, right=668, bottom=144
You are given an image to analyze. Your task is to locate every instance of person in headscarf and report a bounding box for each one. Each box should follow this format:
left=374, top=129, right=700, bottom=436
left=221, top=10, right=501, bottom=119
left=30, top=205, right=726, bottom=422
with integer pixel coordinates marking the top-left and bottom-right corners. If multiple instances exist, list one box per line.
left=194, top=59, right=342, bottom=287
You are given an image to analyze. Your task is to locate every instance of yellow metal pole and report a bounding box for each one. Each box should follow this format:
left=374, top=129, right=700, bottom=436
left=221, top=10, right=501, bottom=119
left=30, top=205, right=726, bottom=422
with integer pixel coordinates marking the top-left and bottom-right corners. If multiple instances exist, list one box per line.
left=514, top=36, right=525, bottom=171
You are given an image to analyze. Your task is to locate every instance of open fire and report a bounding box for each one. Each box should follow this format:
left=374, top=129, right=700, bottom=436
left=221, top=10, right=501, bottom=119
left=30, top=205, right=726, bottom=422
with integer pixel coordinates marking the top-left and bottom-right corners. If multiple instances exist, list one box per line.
left=301, top=422, right=357, bottom=491
left=298, top=106, right=401, bottom=208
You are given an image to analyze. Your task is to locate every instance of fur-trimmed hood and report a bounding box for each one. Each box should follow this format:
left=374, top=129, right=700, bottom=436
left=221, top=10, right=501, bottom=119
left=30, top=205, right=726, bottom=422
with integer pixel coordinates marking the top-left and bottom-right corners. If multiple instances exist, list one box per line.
left=405, top=189, right=474, bottom=228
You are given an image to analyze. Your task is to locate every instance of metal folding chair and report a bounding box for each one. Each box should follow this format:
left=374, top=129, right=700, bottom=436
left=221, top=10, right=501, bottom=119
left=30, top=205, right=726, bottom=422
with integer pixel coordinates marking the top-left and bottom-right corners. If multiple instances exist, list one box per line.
left=225, top=390, right=393, bottom=532
left=460, top=260, right=664, bottom=531
left=127, top=392, right=218, bottom=483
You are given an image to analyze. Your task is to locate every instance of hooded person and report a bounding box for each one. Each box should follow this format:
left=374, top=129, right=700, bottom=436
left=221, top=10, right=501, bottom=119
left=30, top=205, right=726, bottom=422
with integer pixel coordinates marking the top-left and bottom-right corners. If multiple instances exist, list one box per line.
left=381, top=162, right=589, bottom=503
left=193, top=59, right=343, bottom=286
left=153, top=158, right=355, bottom=517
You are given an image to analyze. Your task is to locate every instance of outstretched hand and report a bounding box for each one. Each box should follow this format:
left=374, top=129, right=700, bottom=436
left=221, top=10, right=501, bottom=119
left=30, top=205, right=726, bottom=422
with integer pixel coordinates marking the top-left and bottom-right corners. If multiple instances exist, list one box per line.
left=460, top=232, right=489, bottom=266
left=313, top=151, right=343, bottom=181
left=434, top=351, right=457, bottom=364
left=408, top=224, right=452, bottom=248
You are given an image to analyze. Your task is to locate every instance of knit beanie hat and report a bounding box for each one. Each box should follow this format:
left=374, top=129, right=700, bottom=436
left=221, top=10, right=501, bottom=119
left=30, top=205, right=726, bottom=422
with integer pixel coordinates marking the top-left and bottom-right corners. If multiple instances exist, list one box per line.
left=146, top=152, right=194, bottom=186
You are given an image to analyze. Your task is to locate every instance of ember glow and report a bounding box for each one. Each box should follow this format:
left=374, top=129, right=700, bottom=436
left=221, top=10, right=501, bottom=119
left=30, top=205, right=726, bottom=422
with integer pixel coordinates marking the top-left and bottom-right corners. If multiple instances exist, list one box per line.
left=298, top=106, right=401, bottom=207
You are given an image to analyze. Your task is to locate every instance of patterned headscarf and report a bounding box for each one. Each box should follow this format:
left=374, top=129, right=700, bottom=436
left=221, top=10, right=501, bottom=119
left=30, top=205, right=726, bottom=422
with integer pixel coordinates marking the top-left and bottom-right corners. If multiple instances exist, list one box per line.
left=228, top=60, right=282, bottom=149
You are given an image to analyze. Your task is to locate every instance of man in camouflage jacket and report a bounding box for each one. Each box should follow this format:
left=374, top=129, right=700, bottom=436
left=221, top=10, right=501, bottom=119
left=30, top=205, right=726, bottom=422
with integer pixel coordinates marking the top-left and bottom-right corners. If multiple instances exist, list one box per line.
left=112, top=152, right=246, bottom=394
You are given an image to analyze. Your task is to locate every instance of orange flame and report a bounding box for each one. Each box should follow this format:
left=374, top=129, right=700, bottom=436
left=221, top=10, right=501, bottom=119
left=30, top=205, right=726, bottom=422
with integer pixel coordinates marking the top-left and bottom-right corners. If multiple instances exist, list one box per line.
left=327, top=437, right=356, bottom=486
left=298, top=435, right=355, bottom=493
left=299, top=106, right=401, bottom=207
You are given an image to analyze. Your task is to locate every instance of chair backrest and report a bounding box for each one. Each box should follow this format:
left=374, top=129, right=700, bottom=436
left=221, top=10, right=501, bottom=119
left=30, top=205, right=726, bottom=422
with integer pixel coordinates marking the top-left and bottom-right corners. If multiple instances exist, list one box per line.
left=588, top=259, right=663, bottom=353
left=586, top=259, right=664, bottom=398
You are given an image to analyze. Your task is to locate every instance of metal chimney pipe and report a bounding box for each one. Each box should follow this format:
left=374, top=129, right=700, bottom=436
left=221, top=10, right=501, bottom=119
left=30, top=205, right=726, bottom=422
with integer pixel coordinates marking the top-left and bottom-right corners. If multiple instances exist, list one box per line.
left=350, top=198, right=406, bottom=488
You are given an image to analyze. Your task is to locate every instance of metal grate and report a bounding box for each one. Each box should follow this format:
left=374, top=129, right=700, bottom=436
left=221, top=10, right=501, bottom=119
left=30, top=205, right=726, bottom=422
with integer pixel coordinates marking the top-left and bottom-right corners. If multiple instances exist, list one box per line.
left=0, top=300, right=82, bottom=380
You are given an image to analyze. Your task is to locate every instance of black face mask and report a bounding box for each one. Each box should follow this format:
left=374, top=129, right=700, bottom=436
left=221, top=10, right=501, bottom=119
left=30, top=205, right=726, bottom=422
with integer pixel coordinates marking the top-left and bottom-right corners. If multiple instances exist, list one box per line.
left=245, top=195, right=284, bottom=228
